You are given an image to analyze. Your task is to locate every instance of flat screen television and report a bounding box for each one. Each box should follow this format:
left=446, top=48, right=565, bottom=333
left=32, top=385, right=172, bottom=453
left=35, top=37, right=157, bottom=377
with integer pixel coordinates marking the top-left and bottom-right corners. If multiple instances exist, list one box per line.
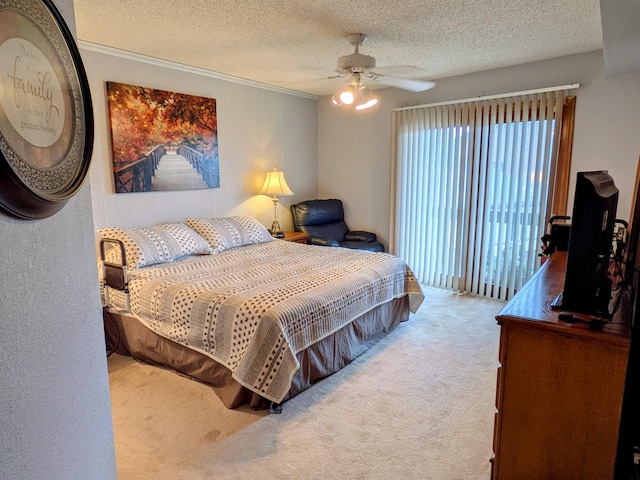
left=554, top=170, right=619, bottom=317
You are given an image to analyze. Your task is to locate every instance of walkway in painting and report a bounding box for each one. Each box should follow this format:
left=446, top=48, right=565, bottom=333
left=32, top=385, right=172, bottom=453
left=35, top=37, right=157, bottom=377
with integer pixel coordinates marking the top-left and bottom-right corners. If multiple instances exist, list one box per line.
left=152, top=152, right=208, bottom=191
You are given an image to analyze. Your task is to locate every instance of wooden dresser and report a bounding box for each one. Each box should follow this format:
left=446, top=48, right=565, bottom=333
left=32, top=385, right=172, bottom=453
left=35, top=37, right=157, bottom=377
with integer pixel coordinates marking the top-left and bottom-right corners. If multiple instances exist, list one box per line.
left=492, top=252, right=631, bottom=479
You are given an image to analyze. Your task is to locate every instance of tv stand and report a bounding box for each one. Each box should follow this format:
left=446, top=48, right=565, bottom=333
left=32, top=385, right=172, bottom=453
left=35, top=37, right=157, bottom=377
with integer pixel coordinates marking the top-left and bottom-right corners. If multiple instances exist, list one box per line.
left=491, top=251, right=631, bottom=479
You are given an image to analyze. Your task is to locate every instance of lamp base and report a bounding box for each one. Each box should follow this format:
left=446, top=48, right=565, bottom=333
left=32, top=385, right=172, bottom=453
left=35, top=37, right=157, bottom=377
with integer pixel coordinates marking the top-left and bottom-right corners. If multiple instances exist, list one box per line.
left=270, top=219, right=285, bottom=238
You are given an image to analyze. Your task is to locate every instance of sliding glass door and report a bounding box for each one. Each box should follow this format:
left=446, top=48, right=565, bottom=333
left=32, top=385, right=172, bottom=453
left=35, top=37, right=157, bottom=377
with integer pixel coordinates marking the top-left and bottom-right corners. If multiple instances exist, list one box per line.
left=392, top=91, right=567, bottom=301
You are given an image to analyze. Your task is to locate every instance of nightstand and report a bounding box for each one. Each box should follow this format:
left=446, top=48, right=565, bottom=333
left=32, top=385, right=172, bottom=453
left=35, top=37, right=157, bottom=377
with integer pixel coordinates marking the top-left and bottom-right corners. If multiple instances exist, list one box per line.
left=281, top=231, right=310, bottom=244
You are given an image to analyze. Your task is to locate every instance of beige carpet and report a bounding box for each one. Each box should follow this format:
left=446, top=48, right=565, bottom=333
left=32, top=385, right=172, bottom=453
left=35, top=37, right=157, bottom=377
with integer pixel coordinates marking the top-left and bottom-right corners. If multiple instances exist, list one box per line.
left=108, top=286, right=502, bottom=480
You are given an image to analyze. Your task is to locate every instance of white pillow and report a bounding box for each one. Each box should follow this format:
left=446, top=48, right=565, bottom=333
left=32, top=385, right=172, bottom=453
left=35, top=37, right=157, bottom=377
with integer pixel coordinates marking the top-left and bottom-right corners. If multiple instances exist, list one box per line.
left=98, top=223, right=212, bottom=269
left=185, top=215, right=274, bottom=252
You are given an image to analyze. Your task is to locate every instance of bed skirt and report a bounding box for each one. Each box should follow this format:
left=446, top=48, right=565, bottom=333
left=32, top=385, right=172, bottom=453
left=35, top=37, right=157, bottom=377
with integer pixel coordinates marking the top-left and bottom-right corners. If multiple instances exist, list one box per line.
left=104, top=295, right=410, bottom=409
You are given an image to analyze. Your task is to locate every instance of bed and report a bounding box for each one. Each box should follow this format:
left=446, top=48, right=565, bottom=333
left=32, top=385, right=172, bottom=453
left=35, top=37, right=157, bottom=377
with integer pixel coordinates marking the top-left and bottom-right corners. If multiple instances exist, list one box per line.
left=99, top=215, right=424, bottom=410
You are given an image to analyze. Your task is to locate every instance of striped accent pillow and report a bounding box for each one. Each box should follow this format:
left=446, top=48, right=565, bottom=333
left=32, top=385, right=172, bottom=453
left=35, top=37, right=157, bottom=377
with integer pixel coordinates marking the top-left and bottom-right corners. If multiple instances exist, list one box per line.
left=185, top=215, right=274, bottom=252
left=98, top=223, right=212, bottom=269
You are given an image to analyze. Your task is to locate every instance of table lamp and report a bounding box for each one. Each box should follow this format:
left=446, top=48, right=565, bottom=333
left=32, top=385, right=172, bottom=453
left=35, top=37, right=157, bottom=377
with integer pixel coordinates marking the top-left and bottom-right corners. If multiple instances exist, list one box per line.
left=259, top=166, right=293, bottom=237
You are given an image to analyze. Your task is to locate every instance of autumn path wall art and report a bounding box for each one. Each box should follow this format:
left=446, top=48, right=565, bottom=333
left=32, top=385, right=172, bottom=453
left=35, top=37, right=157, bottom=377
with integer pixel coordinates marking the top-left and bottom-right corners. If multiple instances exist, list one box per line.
left=106, top=82, right=219, bottom=193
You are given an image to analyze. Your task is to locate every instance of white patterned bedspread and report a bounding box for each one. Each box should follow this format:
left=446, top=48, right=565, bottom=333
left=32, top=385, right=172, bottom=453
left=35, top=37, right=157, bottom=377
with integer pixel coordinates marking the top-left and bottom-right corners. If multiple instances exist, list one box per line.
left=125, top=240, right=424, bottom=403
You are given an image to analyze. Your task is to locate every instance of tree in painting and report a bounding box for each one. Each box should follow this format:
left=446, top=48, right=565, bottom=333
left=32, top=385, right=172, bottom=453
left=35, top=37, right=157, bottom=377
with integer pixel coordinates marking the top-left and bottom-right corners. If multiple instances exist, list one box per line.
left=106, top=82, right=219, bottom=193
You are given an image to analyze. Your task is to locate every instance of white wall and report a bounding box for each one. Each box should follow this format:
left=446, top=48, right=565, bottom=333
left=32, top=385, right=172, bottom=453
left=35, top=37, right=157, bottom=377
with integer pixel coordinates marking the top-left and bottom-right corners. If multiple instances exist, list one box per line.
left=318, top=50, right=640, bottom=250
left=0, top=1, right=117, bottom=479
left=81, top=47, right=318, bottom=232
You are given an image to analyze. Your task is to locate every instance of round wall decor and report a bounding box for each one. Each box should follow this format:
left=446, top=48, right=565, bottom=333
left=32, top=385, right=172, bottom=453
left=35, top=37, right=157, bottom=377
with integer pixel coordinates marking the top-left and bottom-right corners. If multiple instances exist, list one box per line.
left=0, top=0, right=93, bottom=219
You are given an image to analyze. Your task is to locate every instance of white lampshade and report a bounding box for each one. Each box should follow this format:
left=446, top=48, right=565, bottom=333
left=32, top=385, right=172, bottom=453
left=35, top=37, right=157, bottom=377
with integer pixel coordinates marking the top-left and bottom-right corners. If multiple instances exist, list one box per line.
left=259, top=167, right=294, bottom=197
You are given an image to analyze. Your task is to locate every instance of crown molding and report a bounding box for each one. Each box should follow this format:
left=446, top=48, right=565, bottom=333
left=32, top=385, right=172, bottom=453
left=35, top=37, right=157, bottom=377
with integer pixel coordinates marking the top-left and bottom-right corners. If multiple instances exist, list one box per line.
left=77, top=40, right=318, bottom=100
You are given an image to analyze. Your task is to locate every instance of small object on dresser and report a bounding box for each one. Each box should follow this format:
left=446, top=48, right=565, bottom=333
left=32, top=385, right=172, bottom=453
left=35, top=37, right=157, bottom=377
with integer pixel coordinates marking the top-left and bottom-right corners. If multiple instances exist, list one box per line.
left=558, top=312, right=579, bottom=323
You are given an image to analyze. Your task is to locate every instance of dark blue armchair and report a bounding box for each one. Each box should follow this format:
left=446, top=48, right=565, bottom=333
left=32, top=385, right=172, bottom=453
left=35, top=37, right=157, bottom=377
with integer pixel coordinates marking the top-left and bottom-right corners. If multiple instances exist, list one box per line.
left=291, top=199, right=385, bottom=252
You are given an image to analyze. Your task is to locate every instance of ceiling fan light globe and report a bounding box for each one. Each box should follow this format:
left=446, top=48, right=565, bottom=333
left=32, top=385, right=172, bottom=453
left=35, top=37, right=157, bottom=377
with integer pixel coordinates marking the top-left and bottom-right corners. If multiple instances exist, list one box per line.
left=332, top=74, right=379, bottom=110
left=339, top=90, right=355, bottom=104
left=355, top=98, right=378, bottom=110
left=354, top=86, right=378, bottom=110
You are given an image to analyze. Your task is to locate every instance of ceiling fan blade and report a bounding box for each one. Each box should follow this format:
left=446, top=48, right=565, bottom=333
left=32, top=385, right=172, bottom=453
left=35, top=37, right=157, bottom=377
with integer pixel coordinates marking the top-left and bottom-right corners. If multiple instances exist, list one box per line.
left=370, top=75, right=435, bottom=92
left=368, top=65, right=430, bottom=77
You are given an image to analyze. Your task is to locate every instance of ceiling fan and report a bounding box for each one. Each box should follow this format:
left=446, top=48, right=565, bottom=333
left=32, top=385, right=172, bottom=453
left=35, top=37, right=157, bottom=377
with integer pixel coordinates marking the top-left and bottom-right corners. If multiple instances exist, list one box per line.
left=328, top=33, right=435, bottom=110
left=335, top=33, right=436, bottom=93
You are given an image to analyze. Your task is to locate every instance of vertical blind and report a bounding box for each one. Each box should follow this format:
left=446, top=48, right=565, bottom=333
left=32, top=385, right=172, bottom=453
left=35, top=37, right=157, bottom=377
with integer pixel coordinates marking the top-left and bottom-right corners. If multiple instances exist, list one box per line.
left=391, top=91, right=565, bottom=301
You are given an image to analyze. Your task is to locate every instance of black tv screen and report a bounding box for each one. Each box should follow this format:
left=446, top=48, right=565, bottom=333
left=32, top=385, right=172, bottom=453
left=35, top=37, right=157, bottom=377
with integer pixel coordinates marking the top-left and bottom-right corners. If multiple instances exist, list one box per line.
left=557, top=170, right=619, bottom=317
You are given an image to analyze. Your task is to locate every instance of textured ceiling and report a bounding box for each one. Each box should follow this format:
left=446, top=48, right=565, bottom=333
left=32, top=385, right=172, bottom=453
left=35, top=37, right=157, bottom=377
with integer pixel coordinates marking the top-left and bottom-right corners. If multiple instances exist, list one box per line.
left=73, top=0, right=604, bottom=96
